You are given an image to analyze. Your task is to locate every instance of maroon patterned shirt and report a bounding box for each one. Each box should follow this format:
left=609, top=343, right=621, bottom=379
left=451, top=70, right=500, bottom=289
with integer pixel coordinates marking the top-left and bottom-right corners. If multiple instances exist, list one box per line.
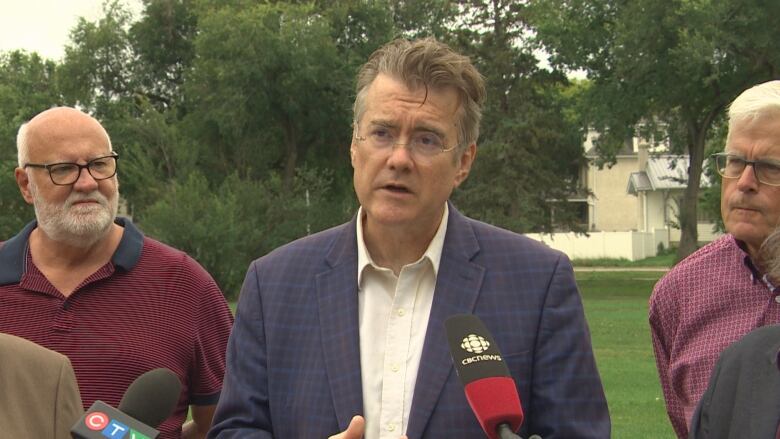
left=650, top=234, right=780, bottom=438
left=0, top=218, right=234, bottom=439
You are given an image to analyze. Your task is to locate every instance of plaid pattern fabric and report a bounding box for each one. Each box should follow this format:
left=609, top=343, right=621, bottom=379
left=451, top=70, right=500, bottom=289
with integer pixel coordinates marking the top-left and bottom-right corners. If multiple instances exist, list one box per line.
left=209, top=204, right=609, bottom=438
left=650, top=234, right=780, bottom=438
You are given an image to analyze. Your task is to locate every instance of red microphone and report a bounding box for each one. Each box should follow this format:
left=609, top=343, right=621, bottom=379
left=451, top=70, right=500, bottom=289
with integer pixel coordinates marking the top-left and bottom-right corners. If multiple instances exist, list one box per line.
left=445, top=314, right=524, bottom=439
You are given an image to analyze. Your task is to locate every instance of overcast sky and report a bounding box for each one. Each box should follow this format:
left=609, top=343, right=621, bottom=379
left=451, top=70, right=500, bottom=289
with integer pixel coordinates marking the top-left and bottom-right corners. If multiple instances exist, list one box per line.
left=0, top=0, right=142, bottom=61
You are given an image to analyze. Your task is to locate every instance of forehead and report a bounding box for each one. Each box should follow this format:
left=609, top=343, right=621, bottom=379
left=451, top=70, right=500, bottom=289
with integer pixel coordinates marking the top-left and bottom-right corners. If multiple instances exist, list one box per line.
left=25, top=110, right=110, bottom=161
left=361, top=74, right=461, bottom=125
left=727, top=114, right=780, bottom=151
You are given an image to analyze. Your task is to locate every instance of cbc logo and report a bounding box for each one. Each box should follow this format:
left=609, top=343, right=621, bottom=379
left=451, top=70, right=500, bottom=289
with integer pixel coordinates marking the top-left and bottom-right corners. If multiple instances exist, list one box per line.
left=461, top=333, right=490, bottom=354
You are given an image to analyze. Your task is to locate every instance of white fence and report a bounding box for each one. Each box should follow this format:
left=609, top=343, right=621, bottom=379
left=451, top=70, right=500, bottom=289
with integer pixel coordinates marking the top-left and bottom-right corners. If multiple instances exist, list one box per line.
left=524, top=229, right=669, bottom=261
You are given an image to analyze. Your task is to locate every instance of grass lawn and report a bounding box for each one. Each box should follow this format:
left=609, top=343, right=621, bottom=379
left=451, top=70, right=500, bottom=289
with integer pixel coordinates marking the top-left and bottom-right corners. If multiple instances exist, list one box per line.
left=226, top=270, right=674, bottom=437
left=577, top=270, right=675, bottom=438
left=572, top=251, right=677, bottom=268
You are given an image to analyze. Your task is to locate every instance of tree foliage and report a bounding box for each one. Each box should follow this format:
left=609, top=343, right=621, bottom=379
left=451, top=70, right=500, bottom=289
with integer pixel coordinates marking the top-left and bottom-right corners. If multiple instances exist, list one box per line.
left=1, top=0, right=607, bottom=294
left=529, top=0, right=780, bottom=258
left=451, top=0, right=584, bottom=233
left=0, top=50, right=62, bottom=237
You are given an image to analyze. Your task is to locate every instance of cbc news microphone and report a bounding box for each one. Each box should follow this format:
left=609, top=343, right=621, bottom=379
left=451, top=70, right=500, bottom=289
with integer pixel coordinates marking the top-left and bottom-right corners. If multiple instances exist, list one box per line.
left=445, top=314, right=525, bottom=439
left=71, top=368, right=181, bottom=439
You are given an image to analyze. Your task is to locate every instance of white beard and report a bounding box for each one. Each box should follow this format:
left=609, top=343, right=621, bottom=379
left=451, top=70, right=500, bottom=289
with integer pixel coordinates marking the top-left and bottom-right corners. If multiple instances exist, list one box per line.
left=30, top=180, right=119, bottom=248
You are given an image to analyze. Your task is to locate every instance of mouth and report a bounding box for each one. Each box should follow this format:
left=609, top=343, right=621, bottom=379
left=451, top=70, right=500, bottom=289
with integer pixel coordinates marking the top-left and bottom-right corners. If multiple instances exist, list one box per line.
left=731, top=205, right=761, bottom=216
left=68, top=199, right=104, bottom=210
left=381, top=183, right=412, bottom=194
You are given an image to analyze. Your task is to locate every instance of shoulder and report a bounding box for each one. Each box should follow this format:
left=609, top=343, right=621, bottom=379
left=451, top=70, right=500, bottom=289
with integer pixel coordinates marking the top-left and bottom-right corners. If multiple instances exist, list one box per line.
left=0, top=333, right=68, bottom=366
left=463, top=216, right=568, bottom=264
left=138, top=237, right=214, bottom=278
left=673, top=235, right=734, bottom=271
left=652, top=235, right=734, bottom=296
left=251, top=222, right=351, bottom=269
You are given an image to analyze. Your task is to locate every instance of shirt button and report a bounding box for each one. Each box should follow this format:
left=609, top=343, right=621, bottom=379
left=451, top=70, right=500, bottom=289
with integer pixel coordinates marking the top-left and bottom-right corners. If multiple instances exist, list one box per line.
left=387, top=423, right=396, bottom=432
left=774, top=295, right=780, bottom=304
left=391, top=364, right=399, bottom=372
left=397, top=308, right=405, bottom=316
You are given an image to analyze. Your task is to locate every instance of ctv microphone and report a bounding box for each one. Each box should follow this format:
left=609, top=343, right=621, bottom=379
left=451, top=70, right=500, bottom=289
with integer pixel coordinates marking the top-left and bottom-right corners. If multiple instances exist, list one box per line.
left=445, top=314, right=524, bottom=439
left=71, top=368, right=181, bottom=439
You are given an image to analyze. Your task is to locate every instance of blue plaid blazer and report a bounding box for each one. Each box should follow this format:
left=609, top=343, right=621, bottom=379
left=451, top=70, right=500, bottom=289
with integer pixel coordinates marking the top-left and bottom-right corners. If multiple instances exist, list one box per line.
left=208, top=204, right=610, bottom=438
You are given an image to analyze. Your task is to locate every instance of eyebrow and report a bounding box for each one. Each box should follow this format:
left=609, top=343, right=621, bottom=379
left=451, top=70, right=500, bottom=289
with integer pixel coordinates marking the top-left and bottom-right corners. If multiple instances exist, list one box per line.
left=724, top=152, right=780, bottom=163
left=365, top=118, right=448, bottom=139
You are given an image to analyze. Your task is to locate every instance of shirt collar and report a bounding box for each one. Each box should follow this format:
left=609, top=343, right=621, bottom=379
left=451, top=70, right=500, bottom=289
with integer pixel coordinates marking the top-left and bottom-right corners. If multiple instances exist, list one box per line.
left=732, top=235, right=777, bottom=292
left=0, top=216, right=144, bottom=285
left=356, top=203, right=449, bottom=285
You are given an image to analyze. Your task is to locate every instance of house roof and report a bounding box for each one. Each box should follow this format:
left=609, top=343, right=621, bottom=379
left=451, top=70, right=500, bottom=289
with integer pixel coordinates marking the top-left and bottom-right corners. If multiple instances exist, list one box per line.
left=627, top=155, right=711, bottom=195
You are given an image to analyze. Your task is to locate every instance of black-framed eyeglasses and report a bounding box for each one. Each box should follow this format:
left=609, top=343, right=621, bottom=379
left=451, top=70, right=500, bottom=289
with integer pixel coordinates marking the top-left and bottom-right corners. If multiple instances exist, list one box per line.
left=23, top=153, right=119, bottom=186
left=355, top=123, right=459, bottom=158
left=710, top=152, right=780, bottom=186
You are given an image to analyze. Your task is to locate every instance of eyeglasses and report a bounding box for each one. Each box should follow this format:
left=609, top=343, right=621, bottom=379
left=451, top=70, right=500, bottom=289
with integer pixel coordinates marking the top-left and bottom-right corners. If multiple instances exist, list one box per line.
left=710, top=152, right=780, bottom=186
left=23, top=154, right=119, bottom=186
left=355, top=124, right=458, bottom=158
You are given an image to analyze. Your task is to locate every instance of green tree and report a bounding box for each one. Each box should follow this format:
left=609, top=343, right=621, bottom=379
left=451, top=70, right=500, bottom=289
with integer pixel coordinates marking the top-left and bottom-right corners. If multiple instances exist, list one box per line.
left=450, top=0, right=585, bottom=232
left=59, top=0, right=137, bottom=115
left=186, top=1, right=378, bottom=188
left=129, top=0, right=198, bottom=111
left=529, top=0, right=780, bottom=259
left=139, top=168, right=349, bottom=297
left=0, top=50, right=62, bottom=238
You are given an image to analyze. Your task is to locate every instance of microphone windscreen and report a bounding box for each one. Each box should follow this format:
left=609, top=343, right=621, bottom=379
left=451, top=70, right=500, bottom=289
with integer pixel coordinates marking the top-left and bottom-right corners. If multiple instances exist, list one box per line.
left=118, top=368, right=182, bottom=428
left=445, top=314, right=523, bottom=439
left=445, top=314, right=510, bottom=385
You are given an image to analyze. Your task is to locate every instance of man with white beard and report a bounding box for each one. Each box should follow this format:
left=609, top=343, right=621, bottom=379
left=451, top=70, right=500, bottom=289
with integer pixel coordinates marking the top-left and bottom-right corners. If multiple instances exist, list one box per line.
left=0, top=107, right=234, bottom=439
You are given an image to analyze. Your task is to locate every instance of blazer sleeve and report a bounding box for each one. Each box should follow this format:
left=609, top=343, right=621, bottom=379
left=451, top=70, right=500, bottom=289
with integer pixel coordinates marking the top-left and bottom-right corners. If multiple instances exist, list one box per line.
left=528, top=254, right=610, bottom=438
left=54, top=356, right=83, bottom=439
left=208, top=261, right=274, bottom=438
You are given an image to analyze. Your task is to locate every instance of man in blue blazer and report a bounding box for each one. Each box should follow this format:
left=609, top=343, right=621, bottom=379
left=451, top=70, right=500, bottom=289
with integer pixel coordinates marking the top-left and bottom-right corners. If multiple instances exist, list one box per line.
left=209, top=37, right=609, bottom=439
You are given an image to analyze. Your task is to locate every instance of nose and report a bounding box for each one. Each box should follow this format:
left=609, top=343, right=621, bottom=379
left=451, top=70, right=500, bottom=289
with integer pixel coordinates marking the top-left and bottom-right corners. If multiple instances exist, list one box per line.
left=386, top=141, right=415, bottom=170
left=735, top=163, right=759, bottom=191
left=72, top=166, right=99, bottom=192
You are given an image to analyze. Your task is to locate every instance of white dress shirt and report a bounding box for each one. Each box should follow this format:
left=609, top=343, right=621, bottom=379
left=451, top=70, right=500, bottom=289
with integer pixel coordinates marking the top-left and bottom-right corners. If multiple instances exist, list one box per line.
left=356, top=204, right=448, bottom=439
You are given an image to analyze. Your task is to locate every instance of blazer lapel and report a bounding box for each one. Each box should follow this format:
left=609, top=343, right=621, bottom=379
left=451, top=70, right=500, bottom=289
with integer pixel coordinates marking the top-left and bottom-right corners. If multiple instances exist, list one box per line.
left=406, top=204, right=485, bottom=438
left=316, top=219, right=364, bottom=431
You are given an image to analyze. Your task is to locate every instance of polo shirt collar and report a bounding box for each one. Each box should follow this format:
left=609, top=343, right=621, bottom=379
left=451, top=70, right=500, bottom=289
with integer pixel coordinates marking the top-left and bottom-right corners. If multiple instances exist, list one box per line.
left=0, top=216, right=144, bottom=285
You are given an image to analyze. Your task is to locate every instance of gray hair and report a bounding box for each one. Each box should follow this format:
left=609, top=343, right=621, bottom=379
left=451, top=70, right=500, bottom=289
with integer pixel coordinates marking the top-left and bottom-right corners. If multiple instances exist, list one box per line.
left=353, top=37, right=486, bottom=151
left=17, top=122, right=30, bottom=167
left=758, top=228, right=780, bottom=286
left=727, top=80, right=780, bottom=146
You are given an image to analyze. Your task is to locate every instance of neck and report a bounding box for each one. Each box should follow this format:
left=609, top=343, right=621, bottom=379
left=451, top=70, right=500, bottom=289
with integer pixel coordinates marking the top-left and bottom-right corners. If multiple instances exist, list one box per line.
left=362, top=212, right=443, bottom=276
left=29, top=223, right=123, bottom=269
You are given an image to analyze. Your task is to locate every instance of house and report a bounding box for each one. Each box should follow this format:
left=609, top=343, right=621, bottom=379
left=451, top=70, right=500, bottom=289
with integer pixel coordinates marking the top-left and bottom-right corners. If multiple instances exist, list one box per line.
left=525, top=133, right=722, bottom=261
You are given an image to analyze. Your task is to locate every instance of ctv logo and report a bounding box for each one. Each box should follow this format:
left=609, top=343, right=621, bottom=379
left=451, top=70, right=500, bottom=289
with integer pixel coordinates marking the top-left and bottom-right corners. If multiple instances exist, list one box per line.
left=84, top=411, right=151, bottom=439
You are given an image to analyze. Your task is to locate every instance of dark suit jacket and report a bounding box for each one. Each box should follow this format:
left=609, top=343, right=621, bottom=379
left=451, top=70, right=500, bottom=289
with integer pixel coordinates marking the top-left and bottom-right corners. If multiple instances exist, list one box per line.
left=209, top=204, right=610, bottom=438
left=689, top=325, right=780, bottom=439
left=0, top=332, right=83, bottom=439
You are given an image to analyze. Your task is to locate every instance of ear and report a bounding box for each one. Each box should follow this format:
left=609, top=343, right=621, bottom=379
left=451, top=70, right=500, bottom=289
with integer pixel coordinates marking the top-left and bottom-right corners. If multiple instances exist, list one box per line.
left=350, top=141, right=357, bottom=168
left=453, top=143, right=477, bottom=188
left=14, top=167, right=34, bottom=204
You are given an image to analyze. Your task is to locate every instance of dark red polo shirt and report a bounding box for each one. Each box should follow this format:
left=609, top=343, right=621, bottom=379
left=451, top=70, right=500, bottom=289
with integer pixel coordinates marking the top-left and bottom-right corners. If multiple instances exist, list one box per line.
left=0, top=218, right=234, bottom=439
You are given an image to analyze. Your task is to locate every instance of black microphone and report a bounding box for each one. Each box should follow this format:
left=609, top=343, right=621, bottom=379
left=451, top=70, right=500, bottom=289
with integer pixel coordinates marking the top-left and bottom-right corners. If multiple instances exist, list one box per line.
left=71, top=368, right=181, bottom=439
left=445, top=314, right=524, bottom=439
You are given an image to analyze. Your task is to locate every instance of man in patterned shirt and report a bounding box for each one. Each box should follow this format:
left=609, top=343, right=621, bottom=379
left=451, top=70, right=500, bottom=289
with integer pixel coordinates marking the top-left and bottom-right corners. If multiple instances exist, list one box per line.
left=650, top=80, right=780, bottom=438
